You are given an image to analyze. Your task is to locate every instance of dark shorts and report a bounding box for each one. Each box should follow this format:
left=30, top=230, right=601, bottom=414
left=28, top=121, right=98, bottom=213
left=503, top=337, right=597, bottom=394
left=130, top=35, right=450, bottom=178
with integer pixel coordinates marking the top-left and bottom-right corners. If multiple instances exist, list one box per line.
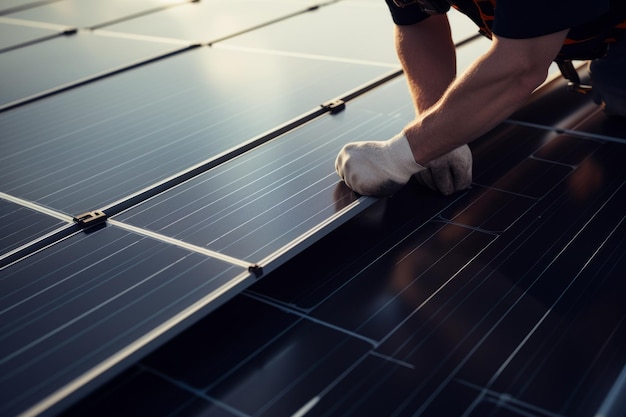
left=589, top=39, right=626, bottom=117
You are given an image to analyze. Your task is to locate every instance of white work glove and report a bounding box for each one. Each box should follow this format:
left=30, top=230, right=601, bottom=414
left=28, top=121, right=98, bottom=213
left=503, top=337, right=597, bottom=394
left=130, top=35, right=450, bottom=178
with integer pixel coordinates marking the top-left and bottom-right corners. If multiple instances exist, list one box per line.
left=335, top=132, right=425, bottom=197
left=413, top=144, right=472, bottom=195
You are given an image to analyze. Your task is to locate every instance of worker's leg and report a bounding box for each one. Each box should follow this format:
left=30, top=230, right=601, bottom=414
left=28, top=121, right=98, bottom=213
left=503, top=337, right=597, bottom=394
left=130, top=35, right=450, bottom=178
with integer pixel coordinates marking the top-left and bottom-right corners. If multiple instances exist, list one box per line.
left=590, top=39, right=626, bottom=117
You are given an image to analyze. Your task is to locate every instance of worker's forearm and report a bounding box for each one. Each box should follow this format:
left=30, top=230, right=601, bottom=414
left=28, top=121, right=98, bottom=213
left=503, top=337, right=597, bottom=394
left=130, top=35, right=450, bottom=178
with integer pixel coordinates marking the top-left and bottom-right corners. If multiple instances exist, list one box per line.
left=405, top=54, right=537, bottom=163
left=404, top=32, right=566, bottom=164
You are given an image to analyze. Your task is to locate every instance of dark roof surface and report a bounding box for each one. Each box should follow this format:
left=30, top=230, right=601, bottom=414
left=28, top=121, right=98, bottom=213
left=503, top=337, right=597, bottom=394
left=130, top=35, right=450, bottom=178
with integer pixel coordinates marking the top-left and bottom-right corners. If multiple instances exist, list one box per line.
left=1, top=1, right=625, bottom=417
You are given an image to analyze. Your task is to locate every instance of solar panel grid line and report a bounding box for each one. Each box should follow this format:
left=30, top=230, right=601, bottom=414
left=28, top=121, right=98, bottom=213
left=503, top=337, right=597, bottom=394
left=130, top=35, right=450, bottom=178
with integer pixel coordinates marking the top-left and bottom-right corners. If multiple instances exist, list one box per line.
left=0, top=42, right=201, bottom=113
left=0, top=192, right=72, bottom=223
left=109, top=219, right=256, bottom=271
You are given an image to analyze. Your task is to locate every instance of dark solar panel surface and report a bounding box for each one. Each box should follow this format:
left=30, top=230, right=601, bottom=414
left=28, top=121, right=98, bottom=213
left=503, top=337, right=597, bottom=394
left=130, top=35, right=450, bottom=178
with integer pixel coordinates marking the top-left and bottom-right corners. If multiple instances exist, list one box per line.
left=1, top=1, right=625, bottom=417
left=113, top=78, right=416, bottom=263
left=0, top=225, right=248, bottom=417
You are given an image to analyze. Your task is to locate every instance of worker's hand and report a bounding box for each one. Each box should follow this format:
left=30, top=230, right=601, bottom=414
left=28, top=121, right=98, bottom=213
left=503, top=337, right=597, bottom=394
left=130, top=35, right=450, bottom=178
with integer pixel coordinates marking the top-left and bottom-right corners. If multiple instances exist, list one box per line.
left=335, top=132, right=425, bottom=197
left=413, top=144, right=472, bottom=195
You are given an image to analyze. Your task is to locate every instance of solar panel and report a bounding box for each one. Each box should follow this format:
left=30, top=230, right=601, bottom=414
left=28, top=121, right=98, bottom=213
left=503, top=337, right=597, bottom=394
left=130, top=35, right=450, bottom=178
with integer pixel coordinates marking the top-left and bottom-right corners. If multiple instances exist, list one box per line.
left=2, top=1, right=625, bottom=416
left=0, top=223, right=250, bottom=417
left=0, top=45, right=392, bottom=215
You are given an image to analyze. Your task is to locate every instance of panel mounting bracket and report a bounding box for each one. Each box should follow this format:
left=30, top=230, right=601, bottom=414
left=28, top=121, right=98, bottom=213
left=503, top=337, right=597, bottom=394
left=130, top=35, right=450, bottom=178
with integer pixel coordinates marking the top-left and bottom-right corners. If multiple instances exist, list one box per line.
left=73, top=210, right=108, bottom=229
left=248, top=264, right=264, bottom=278
left=321, top=99, right=346, bottom=114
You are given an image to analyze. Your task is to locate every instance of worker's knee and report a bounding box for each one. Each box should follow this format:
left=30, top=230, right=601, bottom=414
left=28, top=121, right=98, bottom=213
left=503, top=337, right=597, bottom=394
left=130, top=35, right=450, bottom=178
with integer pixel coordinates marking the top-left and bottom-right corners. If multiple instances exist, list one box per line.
left=589, top=39, right=626, bottom=117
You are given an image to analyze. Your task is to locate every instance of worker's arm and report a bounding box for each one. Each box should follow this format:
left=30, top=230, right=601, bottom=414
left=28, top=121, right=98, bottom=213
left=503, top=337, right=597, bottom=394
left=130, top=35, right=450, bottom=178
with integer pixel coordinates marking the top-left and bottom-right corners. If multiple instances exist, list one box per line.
left=405, top=29, right=569, bottom=165
left=336, top=26, right=568, bottom=197
left=395, top=15, right=473, bottom=195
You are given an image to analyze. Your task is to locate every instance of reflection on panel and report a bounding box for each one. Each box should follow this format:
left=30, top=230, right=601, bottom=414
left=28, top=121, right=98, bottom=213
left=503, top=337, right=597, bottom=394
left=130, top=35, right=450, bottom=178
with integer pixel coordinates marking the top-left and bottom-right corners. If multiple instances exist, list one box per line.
left=114, top=77, right=419, bottom=263
left=7, top=0, right=192, bottom=29
left=0, top=31, right=187, bottom=108
left=217, top=3, right=488, bottom=67
left=218, top=0, right=400, bottom=65
left=0, top=224, right=248, bottom=417
left=0, top=198, right=67, bottom=256
left=102, top=0, right=322, bottom=44
left=561, top=106, right=626, bottom=142
left=0, top=46, right=389, bottom=215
